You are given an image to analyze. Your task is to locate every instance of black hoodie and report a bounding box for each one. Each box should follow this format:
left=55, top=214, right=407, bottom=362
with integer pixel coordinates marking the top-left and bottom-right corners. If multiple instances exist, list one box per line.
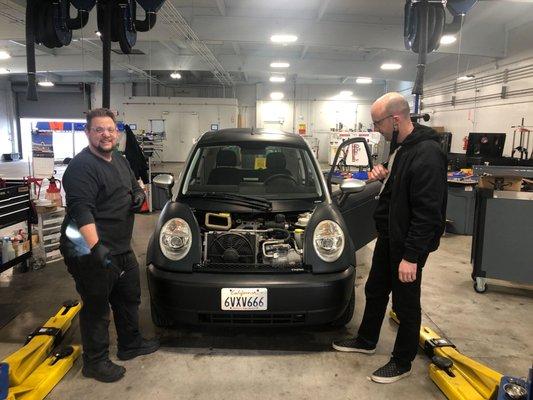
left=374, top=123, right=447, bottom=263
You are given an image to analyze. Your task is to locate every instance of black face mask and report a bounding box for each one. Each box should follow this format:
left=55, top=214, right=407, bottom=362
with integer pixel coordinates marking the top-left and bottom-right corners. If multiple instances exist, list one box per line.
left=390, top=129, right=400, bottom=153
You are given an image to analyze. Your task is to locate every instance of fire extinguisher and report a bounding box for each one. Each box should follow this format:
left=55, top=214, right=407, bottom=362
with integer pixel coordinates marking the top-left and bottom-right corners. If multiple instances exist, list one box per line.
left=463, top=136, right=469, bottom=151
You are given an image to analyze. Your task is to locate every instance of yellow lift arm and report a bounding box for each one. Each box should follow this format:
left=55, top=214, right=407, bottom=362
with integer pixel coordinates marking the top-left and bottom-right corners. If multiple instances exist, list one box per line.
left=2, top=301, right=81, bottom=387
left=390, top=310, right=502, bottom=400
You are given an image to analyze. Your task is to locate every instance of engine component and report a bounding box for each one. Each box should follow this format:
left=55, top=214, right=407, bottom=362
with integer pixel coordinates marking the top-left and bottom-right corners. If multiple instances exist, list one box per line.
left=205, top=213, right=232, bottom=231
left=295, top=212, right=312, bottom=228
left=205, top=232, right=256, bottom=264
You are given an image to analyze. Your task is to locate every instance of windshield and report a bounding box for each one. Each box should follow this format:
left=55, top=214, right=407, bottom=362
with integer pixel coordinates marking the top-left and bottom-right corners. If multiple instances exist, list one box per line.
left=181, top=143, right=323, bottom=200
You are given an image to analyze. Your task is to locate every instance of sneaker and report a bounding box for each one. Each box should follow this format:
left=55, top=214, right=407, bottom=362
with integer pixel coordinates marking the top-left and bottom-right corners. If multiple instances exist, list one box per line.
left=331, top=337, right=376, bottom=353
left=117, top=338, right=160, bottom=361
left=370, top=359, right=411, bottom=384
left=82, top=360, right=126, bottom=383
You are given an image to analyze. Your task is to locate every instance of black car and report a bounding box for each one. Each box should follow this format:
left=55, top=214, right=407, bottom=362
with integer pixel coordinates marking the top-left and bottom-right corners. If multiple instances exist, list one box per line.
left=146, top=128, right=380, bottom=327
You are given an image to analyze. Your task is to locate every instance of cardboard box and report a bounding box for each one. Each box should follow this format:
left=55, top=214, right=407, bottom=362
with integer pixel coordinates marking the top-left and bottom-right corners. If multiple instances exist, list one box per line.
left=478, top=175, right=522, bottom=191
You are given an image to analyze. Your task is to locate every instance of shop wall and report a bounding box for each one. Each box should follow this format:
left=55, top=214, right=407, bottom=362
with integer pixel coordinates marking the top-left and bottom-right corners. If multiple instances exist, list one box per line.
left=255, top=83, right=386, bottom=162
left=422, top=23, right=533, bottom=155
left=0, top=80, right=17, bottom=155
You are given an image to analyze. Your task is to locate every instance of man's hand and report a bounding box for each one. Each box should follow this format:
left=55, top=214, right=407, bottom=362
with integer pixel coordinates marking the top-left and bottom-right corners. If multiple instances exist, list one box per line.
left=398, top=259, right=417, bottom=283
left=91, top=241, right=123, bottom=277
left=130, top=190, right=146, bottom=212
left=368, top=164, right=389, bottom=182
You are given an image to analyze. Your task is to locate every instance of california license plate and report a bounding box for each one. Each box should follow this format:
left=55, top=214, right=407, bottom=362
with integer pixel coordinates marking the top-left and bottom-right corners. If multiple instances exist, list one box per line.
left=221, top=288, right=268, bottom=311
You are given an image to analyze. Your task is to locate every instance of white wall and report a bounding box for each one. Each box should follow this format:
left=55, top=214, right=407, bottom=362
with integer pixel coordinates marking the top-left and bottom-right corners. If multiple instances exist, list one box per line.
left=422, top=51, right=533, bottom=155
left=255, top=83, right=386, bottom=162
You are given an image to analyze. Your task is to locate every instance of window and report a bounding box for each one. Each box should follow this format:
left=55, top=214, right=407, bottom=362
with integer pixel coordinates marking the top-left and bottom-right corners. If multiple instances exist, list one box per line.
left=182, top=143, right=323, bottom=200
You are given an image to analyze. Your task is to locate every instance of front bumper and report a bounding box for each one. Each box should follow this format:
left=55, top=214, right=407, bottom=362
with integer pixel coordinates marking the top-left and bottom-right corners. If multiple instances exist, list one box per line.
left=147, top=265, right=355, bottom=326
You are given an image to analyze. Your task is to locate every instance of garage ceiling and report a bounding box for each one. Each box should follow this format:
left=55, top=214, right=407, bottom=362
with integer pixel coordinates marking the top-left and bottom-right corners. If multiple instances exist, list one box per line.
left=1, top=0, right=533, bottom=87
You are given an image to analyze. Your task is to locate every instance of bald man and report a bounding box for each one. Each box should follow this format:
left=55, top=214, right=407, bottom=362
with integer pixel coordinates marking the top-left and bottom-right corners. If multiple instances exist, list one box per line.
left=332, top=93, right=447, bottom=383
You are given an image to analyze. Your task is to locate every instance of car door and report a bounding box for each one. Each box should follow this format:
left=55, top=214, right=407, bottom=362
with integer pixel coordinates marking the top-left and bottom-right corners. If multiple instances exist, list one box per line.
left=327, top=138, right=381, bottom=251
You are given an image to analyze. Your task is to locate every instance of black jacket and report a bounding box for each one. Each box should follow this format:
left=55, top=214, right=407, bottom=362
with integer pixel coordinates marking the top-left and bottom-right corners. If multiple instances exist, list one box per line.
left=124, top=124, right=149, bottom=184
left=375, top=124, right=447, bottom=263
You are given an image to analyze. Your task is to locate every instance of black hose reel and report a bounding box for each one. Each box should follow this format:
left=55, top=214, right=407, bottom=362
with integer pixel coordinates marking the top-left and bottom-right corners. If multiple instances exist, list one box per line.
left=26, top=0, right=165, bottom=105
left=26, top=0, right=96, bottom=101
left=404, top=0, right=478, bottom=97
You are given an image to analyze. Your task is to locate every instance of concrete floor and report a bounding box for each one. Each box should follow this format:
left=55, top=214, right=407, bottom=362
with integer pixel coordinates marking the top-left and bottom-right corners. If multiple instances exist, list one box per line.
left=1, top=160, right=532, bottom=399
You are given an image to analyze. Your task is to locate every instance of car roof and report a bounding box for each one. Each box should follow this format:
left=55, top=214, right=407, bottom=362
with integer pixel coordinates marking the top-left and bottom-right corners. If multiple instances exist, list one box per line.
left=197, top=128, right=308, bottom=147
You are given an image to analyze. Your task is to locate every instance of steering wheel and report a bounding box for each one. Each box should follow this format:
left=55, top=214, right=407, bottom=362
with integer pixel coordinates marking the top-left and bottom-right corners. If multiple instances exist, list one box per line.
left=264, top=174, right=297, bottom=185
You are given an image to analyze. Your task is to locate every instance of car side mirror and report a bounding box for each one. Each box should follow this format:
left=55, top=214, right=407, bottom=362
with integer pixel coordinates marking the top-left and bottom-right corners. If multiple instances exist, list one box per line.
left=153, top=174, right=174, bottom=198
left=340, top=179, right=366, bottom=194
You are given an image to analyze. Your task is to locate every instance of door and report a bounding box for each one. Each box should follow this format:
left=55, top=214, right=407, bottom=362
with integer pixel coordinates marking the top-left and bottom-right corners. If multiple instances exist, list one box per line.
left=162, top=113, right=200, bottom=162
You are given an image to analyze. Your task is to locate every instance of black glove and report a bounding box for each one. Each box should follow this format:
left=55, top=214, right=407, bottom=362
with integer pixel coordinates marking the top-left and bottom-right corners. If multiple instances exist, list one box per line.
left=130, top=190, right=146, bottom=212
left=91, top=241, right=122, bottom=277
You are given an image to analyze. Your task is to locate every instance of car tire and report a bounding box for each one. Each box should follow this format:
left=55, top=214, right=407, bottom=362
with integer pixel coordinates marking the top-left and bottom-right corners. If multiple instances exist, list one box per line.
left=331, top=289, right=355, bottom=327
left=150, top=300, right=174, bottom=328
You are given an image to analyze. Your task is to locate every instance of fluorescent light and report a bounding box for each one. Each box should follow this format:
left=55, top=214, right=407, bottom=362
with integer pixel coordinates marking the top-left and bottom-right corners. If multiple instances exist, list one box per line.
left=340, top=90, right=353, bottom=96
left=457, top=74, right=475, bottom=81
left=270, top=76, right=286, bottom=83
left=0, top=68, right=10, bottom=74
left=95, top=31, right=102, bottom=37
left=356, top=77, right=373, bottom=84
left=270, top=62, right=290, bottom=68
left=270, top=34, right=298, bottom=44
left=0, top=51, right=11, bottom=60
left=440, top=35, right=457, bottom=45
left=38, top=81, right=55, bottom=87
left=270, top=92, right=284, bottom=100
left=170, top=72, right=182, bottom=79
left=381, top=63, right=402, bottom=70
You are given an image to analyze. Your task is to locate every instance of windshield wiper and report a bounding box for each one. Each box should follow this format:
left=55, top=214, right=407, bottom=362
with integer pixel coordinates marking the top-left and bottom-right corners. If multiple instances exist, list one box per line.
left=184, top=192, right=272, bottom=211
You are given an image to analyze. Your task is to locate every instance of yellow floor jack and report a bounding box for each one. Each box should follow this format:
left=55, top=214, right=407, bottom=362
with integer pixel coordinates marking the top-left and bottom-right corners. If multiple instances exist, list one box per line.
left=389, top=310, right=504, bottom=400
left=1, top=301, right=82, bottom=400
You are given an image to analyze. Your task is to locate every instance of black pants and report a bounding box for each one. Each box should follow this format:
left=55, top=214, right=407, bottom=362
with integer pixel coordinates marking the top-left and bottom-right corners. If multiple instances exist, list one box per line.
left=357, top=236, right=428, bottom=368
left=65, top=251, right=142, bottom=365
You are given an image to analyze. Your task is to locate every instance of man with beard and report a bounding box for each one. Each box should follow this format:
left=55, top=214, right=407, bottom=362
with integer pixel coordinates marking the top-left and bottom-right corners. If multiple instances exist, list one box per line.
left=332, top=93, right=447, bottom=383
left=60, top=108, right=159, bottom=383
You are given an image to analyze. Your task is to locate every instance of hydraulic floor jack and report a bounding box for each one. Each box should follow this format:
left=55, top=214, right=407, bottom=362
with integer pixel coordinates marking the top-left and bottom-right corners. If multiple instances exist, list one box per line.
left=389, top=310, right=503, bottom=400
left=1, top=301, right=82, bottom=400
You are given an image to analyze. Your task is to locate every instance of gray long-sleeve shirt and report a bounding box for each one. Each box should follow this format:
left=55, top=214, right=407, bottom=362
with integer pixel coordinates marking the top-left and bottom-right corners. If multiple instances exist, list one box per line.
left=60, top=147, right=143, bottom=255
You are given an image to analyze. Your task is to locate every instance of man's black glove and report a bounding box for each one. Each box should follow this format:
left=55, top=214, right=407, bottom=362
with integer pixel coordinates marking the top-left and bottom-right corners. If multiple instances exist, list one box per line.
left=91, top=241, right=122, bottom=277
left=130, top=189, right=146, bottom=212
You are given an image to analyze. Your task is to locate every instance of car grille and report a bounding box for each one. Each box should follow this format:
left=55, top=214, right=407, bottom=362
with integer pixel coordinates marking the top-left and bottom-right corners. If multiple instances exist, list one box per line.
left=193, top=263, right=310, bottom=274
left=198, top=312, right=306, bottom=325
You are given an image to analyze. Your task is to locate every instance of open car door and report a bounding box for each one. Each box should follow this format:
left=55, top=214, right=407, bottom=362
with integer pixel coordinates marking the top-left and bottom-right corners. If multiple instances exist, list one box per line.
left=326, top=137, right=382, bottom=251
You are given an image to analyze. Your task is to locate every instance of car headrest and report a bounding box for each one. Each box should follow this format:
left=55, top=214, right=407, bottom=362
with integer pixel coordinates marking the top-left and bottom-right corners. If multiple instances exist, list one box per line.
left=216, top=149, right=237, bottom=167
left=266, top=152, right=286, bottom=170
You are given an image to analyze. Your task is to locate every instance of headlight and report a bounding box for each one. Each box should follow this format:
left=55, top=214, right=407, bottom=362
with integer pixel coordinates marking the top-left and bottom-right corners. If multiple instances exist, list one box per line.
left=159, top=218, right=192, bottom=260
left=313, top=220, right=345, bottom=262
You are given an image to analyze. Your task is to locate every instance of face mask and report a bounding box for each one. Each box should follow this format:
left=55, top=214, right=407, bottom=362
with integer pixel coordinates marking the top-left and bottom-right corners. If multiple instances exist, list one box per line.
left=390, top=129, right=400, bottom=153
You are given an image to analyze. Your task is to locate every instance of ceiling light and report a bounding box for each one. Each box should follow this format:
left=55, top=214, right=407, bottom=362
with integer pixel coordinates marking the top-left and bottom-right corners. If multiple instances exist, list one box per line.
left=270, top=62, right=290, bottom=68
left=356, top=77, right=373, bottom=84
left=0, top=68, right=10, bottom=74
left=340, top=90, right=353, bottom=96
left=457, top=74, right=475, bottom=81
left=440, top=35, right=457, bottom=45
left=270, top=34, right=298, bottom=44
left=38, top=81, right=55, bottom=87
left=270, top=92, right=284, bottom=100
left=270, top=76, right=286, bottom=83
left=170, top=72, right=182, bottom=79
left=0, top=51, right=11, bottom=60
left=95, top=31, right=102, bottom=37
left=381, top=63, right=402, bottom=70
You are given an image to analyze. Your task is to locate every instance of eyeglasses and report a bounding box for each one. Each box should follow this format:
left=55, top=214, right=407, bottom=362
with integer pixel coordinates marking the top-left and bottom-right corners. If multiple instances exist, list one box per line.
left=90, top=127, right=117, bottom=134
left=372, top=115, right=393, bottom=127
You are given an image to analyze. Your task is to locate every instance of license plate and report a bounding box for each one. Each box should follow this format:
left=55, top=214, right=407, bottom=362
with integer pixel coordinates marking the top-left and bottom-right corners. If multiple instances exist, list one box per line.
left=221, top=288, right=268, bottom=311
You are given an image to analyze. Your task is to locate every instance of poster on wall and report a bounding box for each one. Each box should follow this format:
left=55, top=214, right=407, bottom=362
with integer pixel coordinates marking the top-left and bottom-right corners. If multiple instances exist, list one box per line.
left=31, top=130, right=54, bottom=177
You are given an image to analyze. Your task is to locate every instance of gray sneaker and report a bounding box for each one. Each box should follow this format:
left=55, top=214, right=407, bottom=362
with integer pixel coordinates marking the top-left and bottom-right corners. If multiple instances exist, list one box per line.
left=371, top=359, right=411, bottom=383
left=331, top=337, right=376, bottom=353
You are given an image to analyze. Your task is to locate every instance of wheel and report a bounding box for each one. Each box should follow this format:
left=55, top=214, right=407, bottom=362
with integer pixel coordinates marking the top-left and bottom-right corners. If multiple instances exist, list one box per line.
left=473, top=278, right=487, bottom=294
left=150, top=300, right=174, bottom=328
left=331, top=289, right=355, bottom=327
